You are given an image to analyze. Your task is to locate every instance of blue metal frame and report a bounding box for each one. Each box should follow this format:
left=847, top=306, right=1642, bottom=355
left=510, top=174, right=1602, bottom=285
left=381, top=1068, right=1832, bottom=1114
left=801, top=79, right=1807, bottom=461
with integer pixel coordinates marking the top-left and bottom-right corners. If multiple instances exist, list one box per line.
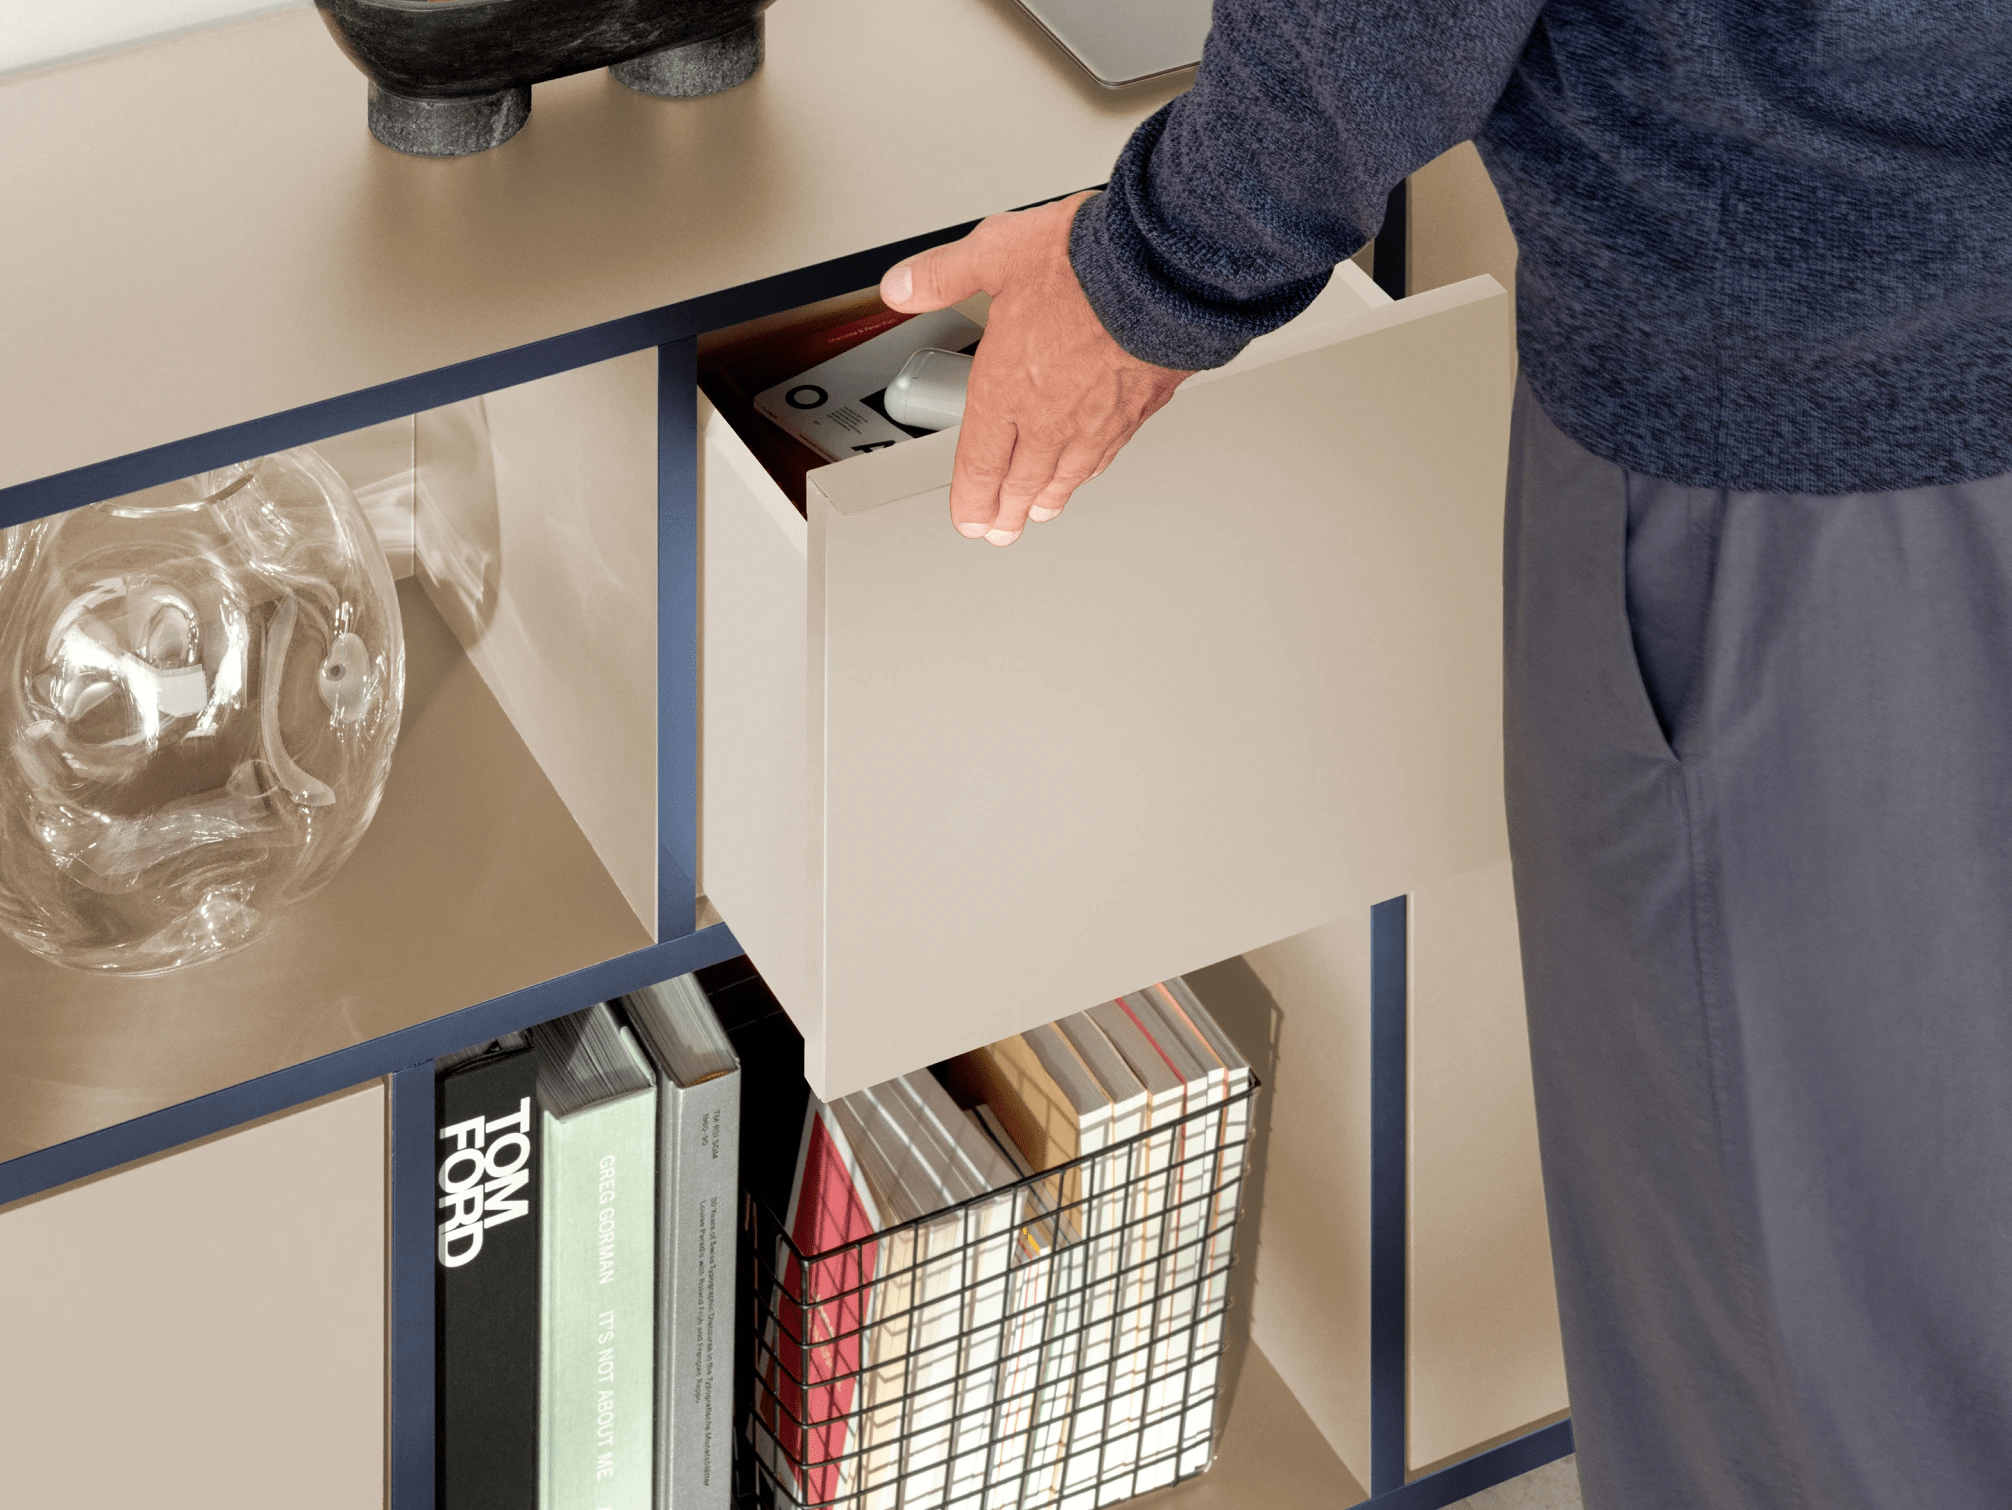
left=1354, top=894, right=1575, bottom=1510
left=389, top=1062, right=440, bottom=1510
left=657, top=336, right=701, bottom=943
left=1370, top=895, right=1411, bottom=1497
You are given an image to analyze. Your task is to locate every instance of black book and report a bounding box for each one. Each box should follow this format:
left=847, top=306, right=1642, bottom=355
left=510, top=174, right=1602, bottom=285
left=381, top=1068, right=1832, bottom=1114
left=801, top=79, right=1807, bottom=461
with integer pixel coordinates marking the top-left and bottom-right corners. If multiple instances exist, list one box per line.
left=435, top=1035, right=541, bottom=1510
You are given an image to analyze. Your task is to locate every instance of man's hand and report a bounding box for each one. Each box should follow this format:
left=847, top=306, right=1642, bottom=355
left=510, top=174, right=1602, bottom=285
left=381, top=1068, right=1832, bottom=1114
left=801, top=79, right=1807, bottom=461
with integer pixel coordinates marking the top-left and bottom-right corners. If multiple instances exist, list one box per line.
left=880, top=192, right=1193, bottom=546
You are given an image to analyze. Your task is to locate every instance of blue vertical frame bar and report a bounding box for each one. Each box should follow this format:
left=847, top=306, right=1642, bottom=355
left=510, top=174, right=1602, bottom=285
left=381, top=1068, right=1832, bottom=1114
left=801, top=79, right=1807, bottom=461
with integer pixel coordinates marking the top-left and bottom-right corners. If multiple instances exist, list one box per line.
left=1370, top=895, right=1409, bottom=1496
left=389, top=1062, right=438, bottom=1510
left=657, top=337, right=700, bottom=943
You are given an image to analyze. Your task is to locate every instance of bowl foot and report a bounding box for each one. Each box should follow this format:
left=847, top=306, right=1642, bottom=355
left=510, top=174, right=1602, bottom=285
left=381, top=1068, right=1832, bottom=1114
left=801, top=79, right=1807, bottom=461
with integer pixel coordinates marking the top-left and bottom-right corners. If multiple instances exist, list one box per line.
left=611, top=18, right=764, bottom=98
left=367, top=82, right=532, bottom=157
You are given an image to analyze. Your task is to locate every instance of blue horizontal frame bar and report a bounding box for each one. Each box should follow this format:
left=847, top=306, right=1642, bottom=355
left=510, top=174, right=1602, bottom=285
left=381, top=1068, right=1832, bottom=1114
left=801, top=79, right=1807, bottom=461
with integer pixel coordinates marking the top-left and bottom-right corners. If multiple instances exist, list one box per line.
left=0, top=921, right=740, bottom=1208
left=0, top=219, right=999, bottom=532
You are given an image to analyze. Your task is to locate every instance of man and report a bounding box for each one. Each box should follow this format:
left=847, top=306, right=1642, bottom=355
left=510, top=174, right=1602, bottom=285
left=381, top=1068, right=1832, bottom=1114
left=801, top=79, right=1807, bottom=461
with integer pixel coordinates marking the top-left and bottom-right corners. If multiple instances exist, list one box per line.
left=878, top=4, right=2012, bottom=1507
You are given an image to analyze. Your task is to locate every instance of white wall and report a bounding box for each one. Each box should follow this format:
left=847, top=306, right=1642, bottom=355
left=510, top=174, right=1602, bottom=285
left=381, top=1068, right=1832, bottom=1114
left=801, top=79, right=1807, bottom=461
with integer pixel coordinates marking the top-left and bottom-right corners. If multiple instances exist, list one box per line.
left=0, top=0, right=301, bottom=77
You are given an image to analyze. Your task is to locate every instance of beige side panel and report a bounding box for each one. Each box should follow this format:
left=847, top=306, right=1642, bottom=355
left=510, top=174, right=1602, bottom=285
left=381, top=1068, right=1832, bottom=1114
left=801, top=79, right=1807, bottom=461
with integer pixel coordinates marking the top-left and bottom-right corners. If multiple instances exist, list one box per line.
left=1410, top=143, right=1520, bottom=329
left=1407, top=857, right=1567, bottom=1469
left=1235, top=914, right=1378, bottom=1482
left=415, top=351, right=659, bottom=936
left=697, top=398, right=812, bottom=1038
left=0, top=1082, right=387, bottom=1510
left=805, top=276, right=1513, bottom=1098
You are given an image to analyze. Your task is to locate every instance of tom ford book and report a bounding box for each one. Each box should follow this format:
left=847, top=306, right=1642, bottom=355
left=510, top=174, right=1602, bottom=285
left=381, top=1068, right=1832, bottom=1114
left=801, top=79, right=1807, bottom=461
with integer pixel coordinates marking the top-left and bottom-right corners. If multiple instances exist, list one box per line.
left=435, top=1034, right=541, bottom=1510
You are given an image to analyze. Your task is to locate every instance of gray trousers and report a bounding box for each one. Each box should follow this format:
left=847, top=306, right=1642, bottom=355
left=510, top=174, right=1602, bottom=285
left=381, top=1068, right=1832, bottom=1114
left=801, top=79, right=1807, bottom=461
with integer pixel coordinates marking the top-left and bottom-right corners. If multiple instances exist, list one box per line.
left=1505, top=383, right=2012, bottom=1510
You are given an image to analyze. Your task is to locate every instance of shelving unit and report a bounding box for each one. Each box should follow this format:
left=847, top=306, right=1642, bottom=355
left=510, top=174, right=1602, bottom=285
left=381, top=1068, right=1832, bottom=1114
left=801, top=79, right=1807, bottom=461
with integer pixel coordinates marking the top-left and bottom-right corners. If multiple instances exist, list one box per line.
left=0, top=6, right=1565, bottom=1508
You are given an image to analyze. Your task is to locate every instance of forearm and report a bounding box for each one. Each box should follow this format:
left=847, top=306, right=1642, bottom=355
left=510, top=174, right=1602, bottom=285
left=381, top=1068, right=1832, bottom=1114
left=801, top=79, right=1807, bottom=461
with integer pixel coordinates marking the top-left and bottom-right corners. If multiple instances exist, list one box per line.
left=1072, top=0, right=1546, bottom=369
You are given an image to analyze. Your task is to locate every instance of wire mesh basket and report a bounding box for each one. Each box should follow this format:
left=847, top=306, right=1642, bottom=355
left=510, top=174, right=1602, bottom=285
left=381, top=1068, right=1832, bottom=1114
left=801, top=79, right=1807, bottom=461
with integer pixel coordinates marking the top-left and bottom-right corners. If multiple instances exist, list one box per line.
left=736, top=1081, right=1257, bottom=1510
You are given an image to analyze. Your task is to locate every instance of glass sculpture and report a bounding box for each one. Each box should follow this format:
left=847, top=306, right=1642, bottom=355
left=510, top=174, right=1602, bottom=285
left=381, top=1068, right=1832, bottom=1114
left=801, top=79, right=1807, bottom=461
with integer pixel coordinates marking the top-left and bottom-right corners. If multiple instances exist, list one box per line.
left=0, top=447, right=404, bottom=974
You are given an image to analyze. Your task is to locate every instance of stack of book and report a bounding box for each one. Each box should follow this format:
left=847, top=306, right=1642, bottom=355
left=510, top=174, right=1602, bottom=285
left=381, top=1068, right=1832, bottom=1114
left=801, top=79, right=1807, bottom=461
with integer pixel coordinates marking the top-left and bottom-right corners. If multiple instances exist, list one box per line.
left=434, top=972, right=742, bottom=1510
left=750, top=977, right=1254, bottom=1510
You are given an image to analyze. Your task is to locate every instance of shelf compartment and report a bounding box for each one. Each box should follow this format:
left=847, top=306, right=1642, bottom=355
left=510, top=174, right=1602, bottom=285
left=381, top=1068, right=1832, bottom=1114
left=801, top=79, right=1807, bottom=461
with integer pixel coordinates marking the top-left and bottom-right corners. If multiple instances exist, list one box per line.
left=0, top=350, right=672, bottom=1162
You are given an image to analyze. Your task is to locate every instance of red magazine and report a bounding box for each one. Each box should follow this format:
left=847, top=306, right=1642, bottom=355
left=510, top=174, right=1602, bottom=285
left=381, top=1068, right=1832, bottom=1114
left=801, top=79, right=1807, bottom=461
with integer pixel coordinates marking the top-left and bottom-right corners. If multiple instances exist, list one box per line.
left=765, top=1101, right=882, bottom=1506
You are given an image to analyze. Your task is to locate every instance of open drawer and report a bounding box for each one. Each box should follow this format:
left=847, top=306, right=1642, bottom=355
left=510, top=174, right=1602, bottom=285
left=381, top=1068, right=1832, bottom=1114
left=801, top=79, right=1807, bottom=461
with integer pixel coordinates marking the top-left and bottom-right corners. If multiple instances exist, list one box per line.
left=699, top=264, right=1514, bottom=1098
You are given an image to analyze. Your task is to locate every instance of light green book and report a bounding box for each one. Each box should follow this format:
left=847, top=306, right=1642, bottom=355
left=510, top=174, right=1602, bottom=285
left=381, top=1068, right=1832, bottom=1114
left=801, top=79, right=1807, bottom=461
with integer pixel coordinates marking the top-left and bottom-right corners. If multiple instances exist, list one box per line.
left=534, top=1003, right=658, bottom=1510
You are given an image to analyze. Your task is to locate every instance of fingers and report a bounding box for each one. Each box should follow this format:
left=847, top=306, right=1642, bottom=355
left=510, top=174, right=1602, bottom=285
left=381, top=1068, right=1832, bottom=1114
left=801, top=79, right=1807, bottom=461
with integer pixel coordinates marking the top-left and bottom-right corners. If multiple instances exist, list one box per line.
left=952, top=427, right=1106, bottom=544
left=881, top=230, right=991, bottom=314
left=947, top=403, right=1018, bottom=540
left=985, top=427, right=1070, bottom=544
left=1024, top=437, right=1107, bottom=526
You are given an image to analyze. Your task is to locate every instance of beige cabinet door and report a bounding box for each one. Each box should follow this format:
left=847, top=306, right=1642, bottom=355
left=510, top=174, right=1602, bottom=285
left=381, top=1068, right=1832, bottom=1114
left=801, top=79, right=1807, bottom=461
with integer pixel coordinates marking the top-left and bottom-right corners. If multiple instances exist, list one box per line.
left=0, top=1084, right=387, bottom=1509
left=701, top=266, right=1513, bottom=1097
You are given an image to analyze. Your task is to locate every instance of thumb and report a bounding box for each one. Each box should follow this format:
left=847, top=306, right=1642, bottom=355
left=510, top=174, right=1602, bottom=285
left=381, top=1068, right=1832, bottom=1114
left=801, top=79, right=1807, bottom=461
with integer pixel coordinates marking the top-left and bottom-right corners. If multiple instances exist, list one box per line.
left=880, top=234, right=991, bottom=313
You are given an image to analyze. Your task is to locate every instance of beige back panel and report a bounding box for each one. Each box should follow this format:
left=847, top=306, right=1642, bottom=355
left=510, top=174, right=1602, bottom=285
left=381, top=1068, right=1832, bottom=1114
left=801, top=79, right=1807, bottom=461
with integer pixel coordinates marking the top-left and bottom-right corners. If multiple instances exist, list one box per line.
left=1408, top=857, right=1567, bottom=1469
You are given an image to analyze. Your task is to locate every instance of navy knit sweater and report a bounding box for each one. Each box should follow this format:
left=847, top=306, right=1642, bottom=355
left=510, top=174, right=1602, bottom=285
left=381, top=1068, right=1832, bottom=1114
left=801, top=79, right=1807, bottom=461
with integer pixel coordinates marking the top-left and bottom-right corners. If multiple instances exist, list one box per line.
left=1069, top=0, right=2012, bottom=494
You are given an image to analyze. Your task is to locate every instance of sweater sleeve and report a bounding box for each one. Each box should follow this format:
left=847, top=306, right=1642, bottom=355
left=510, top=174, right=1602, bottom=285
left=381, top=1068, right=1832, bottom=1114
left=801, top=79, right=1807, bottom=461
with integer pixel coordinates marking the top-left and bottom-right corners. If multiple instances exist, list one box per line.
left=1070, top=0, right=1547, bottom=369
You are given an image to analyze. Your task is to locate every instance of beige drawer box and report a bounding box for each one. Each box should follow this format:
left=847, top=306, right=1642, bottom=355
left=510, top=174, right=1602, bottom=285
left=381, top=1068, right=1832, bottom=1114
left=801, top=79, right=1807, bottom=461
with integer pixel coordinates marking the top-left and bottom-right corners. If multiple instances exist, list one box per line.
left=700, top=265, right=1513, bottom=1098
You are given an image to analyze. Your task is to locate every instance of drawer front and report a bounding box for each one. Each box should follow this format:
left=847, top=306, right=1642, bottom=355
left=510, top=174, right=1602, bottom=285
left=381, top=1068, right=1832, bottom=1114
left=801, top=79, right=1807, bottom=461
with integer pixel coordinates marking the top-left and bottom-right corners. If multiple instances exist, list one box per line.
left=0, top=1084, right=386, bottom=1508
left=703, top=272, right=1513, bottom=1097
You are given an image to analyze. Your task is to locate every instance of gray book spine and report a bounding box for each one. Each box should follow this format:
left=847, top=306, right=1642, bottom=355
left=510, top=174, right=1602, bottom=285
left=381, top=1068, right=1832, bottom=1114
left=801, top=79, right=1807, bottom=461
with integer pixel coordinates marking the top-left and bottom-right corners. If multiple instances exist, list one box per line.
left=657, top=1068, right=740, bottom=1510
left=539, top=1087, right=658, bottom=1510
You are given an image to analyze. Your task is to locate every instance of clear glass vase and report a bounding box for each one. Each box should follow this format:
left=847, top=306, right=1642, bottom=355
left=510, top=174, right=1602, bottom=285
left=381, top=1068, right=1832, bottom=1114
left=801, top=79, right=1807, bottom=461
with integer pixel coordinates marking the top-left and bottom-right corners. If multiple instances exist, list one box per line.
left=0, top=447, right=404, bottom=974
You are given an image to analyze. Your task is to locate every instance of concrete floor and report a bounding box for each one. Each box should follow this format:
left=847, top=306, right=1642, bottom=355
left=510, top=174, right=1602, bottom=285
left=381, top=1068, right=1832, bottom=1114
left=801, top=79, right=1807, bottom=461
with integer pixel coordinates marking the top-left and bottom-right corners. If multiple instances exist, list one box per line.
left=1450, top=1455, right=1583, bottom=1510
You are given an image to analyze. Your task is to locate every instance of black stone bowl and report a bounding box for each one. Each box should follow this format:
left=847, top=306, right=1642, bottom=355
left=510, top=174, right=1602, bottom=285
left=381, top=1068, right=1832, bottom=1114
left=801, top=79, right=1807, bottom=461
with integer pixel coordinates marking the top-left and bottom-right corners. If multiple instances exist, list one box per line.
left=316, top=0, right=776, bottom=156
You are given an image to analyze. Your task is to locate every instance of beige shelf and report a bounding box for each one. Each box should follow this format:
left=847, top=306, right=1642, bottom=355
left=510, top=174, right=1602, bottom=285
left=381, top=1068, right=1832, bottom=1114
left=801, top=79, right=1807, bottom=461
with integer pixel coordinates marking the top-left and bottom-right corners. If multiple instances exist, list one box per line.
left=0, top=0, right=1185, bottom=498
left=0, top=579, right=651, bottom=1161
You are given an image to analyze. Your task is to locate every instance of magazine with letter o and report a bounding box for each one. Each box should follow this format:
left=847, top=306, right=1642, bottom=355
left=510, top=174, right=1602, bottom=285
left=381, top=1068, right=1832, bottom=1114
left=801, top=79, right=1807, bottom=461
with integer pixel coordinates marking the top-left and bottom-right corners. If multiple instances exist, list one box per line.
left=753, top=307, right=983, bottom=463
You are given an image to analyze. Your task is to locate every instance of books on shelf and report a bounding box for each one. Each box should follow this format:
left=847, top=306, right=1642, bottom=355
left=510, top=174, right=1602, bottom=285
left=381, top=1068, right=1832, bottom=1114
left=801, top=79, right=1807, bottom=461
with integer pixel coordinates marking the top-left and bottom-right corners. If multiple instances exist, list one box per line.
left=438, top=962, right=1248, bottom=1510
left=755, top=973, right=1254, bottom=1510
left=434, top=970, right=742, bottom=1510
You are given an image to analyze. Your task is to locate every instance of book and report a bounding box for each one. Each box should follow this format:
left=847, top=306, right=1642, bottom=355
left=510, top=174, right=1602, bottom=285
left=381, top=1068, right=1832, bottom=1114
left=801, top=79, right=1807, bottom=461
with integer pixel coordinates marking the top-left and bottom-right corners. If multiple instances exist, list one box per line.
left=1148, top=977, right=1252, bottom=1475
left=1122, top=988, right=1228, bottom=1477
left=620, top=974, right=742, bottom=1510
left=1076, top=1003, right=1193, bottom=1501
left=435, top=1034, right=541, bottom=1510
left=943, top=1023, right=1112, bottom=1226
left=821, top=1073, right=1024, bottom=1510
left=862, top=1078, right=988, bottom=1509
left=970, top=1102, right=1083, bottom=1510
left=1051, top=1014, right=1149, bottom=1506
left=768, top=1099, right=882, bottom=1508
left=533, top=1004, right=659, bottom=1510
